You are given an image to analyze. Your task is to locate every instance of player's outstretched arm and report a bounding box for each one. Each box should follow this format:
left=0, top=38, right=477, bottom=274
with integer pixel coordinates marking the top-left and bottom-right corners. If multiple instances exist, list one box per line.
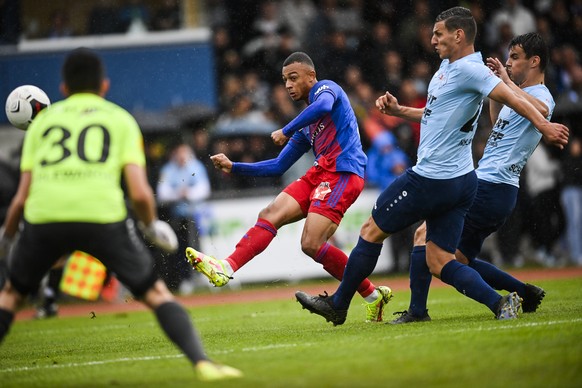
left=220, top=141, right=308, bottom=177
left=210, top=153, right=233, bottom=173
left=124, top=164, right=156, bottom=225
left=376, top=91, right=424, bottom=122
left=488, top=82, right=569, bottom=149
left=125, top=164, right=178, bottom=252
left=487, top=57, right=549, bottom=118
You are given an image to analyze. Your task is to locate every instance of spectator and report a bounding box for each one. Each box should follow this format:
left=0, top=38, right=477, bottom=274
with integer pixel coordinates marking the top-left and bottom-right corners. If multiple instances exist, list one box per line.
left=157, top=143, right=211, bottom=292
left=151, top=0, right=181, bottom=31
left=381, top=49, right=404, bottom=95
left=536, top=15, right=556, bottom=50
left=570, top=14, right=582, bottom=55
left=279, top=0, right=317, bottom=47
left=408, top=59, right=432, bottom=96
left=365, top=130, right=412, bottom=274
left=489, top=21, right=515, bottom=63
left=555, top=45, right=582, bottom=99
left=365, top=131, right=409, bottom=191
left=46, top=9, right=73, bottom=39
left=212, top=25, right=236, bottom=80
left=547, top=0, right=571, bottom=46
left=242, top=0, right=287, bottom=63
left=487, top=0, right=536, bottom=48
left=346, top=78, right=376, bottom=141
left=358, top=21, right=396, bottom=88
left=215, top=92, right=277, bottom=137
left=191, top=128, right=211, bottom=163
left=119, top=0, right=150, bottom=34
left=245, top=26, right=299, bottom=85
left=87, top=0, right=122, bottom=35
left=319, top=29, right=357, bottom=82
left=396, top=78, right=424, bottom=151
left=467, top=1, right=488, bottom=54
left=241, top=70, right=271, bottom=111
left=303, top=0, right=335, bottom=65
left=398, top=0, right=432, bottom=49
left=361, top=0, right=398, bottom=25
left=406, top=21, right=440, bottom=74
left=525, top=143, right=564, bottom=266
left=218, top=73, right=243, bottom=112
left=203, top=0, right=229, bottom=28
left=224, top=0, right=260, bottom=50
left=560, top=136, right=582, bottom=266
left=329, top=0, right=364, bottom=48
left=342, top=64, right=365, bottom=96
left=267, top=84, right=301, bottom=126
left=0, top=0, right=20, bottom=44
left=496, top=181, right=529, bottom=268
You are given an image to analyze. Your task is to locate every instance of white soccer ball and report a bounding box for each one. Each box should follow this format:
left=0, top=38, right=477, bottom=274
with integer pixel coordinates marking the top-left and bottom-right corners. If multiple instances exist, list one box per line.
left=5, top=85, right=51, bottom=130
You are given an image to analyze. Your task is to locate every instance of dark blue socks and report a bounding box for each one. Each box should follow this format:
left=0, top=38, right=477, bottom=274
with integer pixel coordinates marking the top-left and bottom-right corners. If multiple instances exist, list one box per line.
left=440, top=260, right=501, bottom=313
left=408, top=246, right=432, bottom=317
left=469, top=258, right=526, bottom=296
left=333, top=237, right=383, bottom=310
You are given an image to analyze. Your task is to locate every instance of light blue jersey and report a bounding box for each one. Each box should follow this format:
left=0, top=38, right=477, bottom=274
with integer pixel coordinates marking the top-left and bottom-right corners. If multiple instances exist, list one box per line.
left=477, top=84, right=554, bottom=187
left=413, top=52, right=501, bottom=179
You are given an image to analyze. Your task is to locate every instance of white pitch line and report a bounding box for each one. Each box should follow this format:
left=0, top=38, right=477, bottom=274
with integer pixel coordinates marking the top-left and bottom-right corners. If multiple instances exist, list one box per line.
left=0, top=343, right=309, bottom=374
left=1, top=318, right=580, bottom=374
left=0, top=354, right=184, bottom=373
left=383, top=317, right=582, bottom=341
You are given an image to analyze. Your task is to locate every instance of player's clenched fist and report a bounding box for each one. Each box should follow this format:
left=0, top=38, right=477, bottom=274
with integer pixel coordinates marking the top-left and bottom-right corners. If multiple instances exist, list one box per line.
left=210, top=153, right=233, bottom=173
left=376, top=91, right=401, bottom=116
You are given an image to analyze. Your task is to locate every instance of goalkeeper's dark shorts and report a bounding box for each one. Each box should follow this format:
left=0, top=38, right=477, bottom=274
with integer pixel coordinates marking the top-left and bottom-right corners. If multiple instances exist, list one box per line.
left=8, top=219, right=158, bottom=298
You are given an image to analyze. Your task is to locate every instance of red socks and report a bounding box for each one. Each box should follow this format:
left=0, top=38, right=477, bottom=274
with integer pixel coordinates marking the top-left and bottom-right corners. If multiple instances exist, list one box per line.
left=224, top=219, right=375, bottom=299
left=225, top=218, right=277, bottom=272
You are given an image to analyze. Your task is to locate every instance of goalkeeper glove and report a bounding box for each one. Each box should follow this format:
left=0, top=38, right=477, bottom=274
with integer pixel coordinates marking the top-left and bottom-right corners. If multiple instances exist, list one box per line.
left=139, top=220, right=178, bottom=253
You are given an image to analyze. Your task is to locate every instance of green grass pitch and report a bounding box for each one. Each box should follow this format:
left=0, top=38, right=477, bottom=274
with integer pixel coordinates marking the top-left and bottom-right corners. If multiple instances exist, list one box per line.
left=1, top=277, right=581, bottom=387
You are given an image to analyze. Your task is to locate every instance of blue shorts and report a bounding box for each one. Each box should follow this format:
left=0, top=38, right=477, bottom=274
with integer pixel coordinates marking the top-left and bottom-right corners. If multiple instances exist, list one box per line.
left=457, top=179, right=519, bottom=260
left=371, top=168, right=477, bottom=253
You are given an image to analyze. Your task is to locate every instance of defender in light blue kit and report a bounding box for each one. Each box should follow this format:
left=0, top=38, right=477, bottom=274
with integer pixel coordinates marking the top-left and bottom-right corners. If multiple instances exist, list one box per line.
left=394, top=32, right=556, bottom=324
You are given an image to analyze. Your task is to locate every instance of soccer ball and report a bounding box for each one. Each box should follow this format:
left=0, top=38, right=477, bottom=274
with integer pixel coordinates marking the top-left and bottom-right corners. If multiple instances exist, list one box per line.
left=5, top=85, right=51, bottom=130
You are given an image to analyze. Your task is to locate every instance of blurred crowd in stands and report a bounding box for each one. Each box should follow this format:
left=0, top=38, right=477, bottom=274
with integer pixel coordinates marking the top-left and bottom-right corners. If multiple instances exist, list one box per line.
left=1, top=0, right=581, bottom=275
left=203, top=0, right=582, bottom=270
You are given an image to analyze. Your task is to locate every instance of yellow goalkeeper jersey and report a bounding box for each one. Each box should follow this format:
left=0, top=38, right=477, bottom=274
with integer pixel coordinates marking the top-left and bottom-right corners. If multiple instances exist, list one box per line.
left=21, top=93, right=145, bottom=224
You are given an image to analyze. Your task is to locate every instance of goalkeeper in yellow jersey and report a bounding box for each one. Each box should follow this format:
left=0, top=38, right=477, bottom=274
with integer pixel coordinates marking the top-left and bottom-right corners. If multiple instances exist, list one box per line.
left=0, top=47, right=241, bottom=382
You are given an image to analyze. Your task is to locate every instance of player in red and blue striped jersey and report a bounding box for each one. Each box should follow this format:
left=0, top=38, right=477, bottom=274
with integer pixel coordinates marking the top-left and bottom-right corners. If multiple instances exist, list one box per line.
left=187, top=52, right=393, bottom=323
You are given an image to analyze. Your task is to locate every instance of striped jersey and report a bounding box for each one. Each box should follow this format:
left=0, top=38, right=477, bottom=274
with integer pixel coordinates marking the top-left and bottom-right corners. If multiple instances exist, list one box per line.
left=288, top=80, right=367, bottom=178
